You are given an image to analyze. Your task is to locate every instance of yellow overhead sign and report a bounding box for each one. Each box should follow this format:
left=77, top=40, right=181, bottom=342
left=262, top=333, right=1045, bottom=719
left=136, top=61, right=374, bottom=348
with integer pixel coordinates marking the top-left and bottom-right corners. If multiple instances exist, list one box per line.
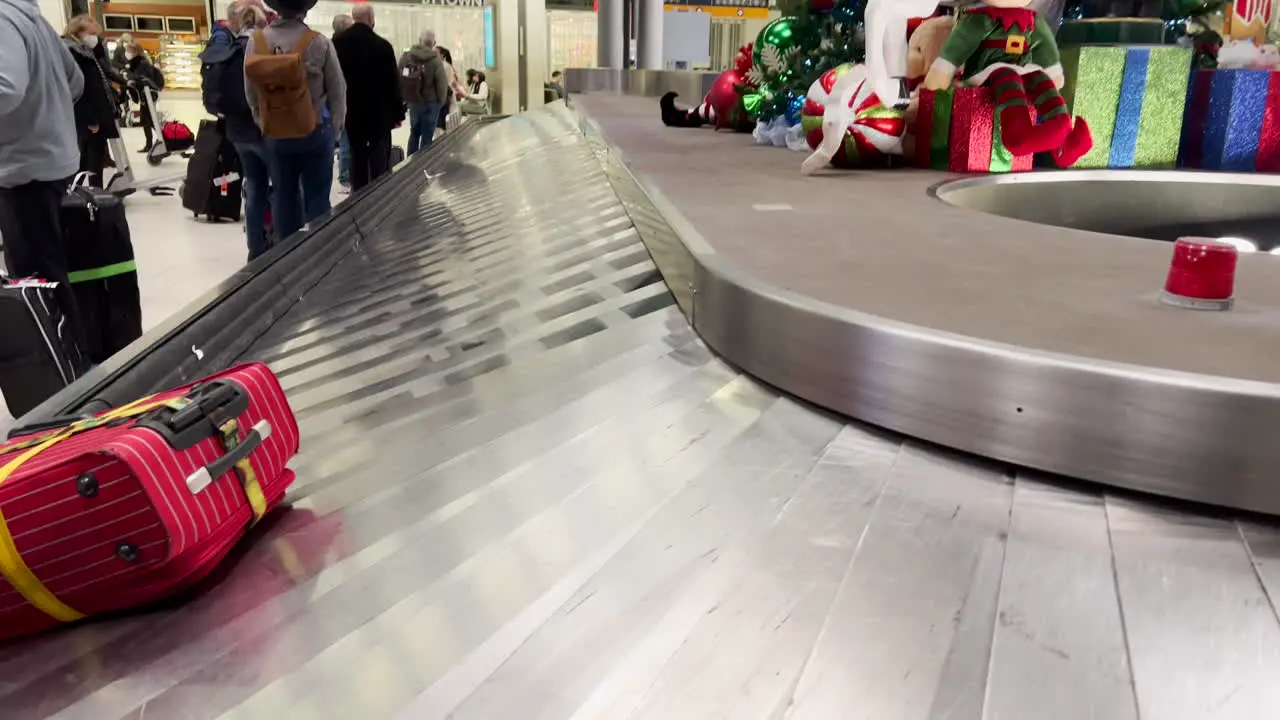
left=663, top=4, right=770, bottom=18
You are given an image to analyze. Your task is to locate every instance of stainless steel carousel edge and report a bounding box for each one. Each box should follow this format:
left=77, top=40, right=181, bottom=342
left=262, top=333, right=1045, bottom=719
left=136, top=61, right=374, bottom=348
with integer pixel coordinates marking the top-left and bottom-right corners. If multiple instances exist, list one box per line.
left=574, top=104, right=1280, bottom=516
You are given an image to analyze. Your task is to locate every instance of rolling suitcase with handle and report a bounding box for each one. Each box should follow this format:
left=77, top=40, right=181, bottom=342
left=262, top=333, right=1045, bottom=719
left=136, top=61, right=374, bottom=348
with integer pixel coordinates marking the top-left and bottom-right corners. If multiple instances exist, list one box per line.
left=62, top=173, right=144, bottom=364
left=0, top=362, right=300, bottom=641
left=181, top=120, right=242, bottom=222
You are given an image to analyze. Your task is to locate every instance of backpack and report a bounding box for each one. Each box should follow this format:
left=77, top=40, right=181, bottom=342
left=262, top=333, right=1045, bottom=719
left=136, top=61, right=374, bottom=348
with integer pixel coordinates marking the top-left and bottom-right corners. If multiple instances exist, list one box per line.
left=244, top=30, right=319, bottom=139
left=201, top=37, right=253, bottom=125
left=400, top=57, right=429, bottom=105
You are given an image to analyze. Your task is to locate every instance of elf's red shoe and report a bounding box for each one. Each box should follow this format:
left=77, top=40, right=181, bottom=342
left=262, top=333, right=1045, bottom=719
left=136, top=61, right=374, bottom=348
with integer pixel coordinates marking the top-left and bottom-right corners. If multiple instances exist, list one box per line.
left=1051, top=116, right=1093, bottom=168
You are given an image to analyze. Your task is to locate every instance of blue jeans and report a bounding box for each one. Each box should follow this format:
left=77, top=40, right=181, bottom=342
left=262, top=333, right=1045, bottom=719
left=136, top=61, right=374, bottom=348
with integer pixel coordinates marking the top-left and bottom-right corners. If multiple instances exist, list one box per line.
left=264, top=121, right=335, bottom=241
left=337, top=131, right=351, bottom=186
left=234, top=141, right=271, bottom=260
left=408, top=101, right=442, bottom=155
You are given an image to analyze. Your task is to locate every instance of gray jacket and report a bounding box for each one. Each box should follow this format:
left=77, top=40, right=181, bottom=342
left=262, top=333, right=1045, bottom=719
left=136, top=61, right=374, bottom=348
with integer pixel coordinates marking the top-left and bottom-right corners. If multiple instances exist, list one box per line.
left=399, top=46, right=449, bottom=106
left=244, top=18, right=347, bottom=136
left=0, top=0, right=84, bottom=187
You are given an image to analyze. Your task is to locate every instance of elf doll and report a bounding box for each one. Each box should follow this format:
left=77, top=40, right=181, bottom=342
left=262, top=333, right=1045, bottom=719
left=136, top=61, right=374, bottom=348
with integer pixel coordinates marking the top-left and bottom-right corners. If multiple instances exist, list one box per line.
left=922, top=0, right=1093, bottom=167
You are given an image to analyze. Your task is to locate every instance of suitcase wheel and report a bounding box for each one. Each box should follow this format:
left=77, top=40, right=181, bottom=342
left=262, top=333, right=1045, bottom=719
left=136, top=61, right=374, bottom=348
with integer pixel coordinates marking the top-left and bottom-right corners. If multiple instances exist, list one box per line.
left=115, top=542, right=141, bottom=564
left=76, top=472, right=100, bottom=498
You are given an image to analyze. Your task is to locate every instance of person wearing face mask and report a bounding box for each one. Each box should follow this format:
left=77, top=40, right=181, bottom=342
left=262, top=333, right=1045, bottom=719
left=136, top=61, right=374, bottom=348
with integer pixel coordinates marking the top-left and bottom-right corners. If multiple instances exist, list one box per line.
left=62, top=15, right=119, bottom=187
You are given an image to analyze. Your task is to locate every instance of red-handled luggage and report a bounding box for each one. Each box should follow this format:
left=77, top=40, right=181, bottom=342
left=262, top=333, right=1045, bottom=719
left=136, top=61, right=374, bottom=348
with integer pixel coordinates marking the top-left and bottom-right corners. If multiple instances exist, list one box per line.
left=0, top=362, right=299, bottom=641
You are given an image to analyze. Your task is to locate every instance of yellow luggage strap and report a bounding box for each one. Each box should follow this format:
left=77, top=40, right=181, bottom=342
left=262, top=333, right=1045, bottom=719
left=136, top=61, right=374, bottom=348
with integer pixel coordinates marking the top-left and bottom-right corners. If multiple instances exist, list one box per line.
left=216, top=418, right=268, bottom=523
left=0, top=393, right=267, bottom=624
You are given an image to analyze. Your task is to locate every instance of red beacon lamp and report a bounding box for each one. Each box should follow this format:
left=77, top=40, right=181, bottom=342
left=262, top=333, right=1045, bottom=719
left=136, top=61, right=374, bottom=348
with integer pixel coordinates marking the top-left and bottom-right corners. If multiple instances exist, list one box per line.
left=1160, top=237, right=1240, bottom=311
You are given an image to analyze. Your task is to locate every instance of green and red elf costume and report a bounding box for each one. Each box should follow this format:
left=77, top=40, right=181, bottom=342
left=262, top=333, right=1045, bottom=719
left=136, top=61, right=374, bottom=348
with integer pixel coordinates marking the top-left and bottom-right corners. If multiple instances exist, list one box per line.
left=929, top=5, right=1093, bottom=167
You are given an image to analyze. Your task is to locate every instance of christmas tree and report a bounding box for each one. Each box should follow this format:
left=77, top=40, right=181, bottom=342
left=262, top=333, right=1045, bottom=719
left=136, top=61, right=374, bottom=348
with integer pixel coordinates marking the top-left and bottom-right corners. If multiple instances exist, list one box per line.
left=744, top=0, right=867, bottom=123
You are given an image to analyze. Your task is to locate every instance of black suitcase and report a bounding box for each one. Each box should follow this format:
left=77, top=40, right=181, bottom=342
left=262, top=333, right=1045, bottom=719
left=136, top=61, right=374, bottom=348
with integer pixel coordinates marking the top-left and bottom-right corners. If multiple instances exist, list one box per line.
left=390, top=145, right=405, bottom=166
left=62, top=174, right=144, bottom=365
left=0, top=278, right=85, bottom=417
left=182, top=120, right=242, bottom=222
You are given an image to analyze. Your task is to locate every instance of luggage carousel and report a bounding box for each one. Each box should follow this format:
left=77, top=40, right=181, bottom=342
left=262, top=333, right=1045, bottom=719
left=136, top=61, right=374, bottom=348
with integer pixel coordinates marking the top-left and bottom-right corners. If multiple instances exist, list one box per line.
left=5, top=104, right=1280, bottom=720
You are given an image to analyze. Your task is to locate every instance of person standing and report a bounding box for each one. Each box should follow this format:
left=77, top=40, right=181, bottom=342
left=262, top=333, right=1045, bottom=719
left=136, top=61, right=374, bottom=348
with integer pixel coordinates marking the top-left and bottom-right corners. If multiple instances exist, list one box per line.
left=62, top=15, right=119, bottom=187
left=124, top=43, right=164, bottom=154
left=399, top=29, right=448, bottom=155
left=435, top=46, right=464, bottom=135
left=330, top=12, right=353, bottom=192
left=205, top=0, right=273, bottom=260
left=332, top=3, right=401, bottom=191
left=111, top=32, right=132, bottom=71
left=245, top=0, right=346, bottom=240
left=0, top=0, right=87, bottom=345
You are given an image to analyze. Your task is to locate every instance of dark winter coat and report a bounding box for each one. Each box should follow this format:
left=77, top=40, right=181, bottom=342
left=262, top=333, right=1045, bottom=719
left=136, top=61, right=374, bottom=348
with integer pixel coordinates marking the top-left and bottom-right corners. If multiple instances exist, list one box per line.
left=63, top=38, right=120, bottom=139
left=126, top=54, right=165, bottom=92
left=332, top=23, right=403, bottom=137
left=92, top=42, right=127, bottom=87
left=200, top=33, right=261, bottom=144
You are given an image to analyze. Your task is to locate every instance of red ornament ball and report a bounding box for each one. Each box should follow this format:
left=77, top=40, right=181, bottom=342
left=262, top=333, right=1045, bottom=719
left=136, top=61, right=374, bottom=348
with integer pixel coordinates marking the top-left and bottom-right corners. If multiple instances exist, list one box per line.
left=810, top=0, right=835, bottom=13
left=707, top=68, right=753, bottom=132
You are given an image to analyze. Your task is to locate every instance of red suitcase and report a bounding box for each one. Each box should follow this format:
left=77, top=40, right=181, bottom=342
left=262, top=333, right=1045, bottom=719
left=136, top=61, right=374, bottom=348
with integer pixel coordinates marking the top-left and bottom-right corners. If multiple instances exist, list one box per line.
left=0, top=362, right=300, bottom=641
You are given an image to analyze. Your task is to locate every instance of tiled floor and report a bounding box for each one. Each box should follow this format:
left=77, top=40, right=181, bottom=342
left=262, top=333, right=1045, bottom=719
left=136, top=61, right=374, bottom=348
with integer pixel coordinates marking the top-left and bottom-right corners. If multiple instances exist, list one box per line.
left=1, top=91, right=414, bottom=424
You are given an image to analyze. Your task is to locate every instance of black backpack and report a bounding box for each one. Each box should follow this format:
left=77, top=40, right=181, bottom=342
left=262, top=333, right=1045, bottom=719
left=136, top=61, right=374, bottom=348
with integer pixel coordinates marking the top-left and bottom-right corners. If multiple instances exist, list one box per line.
left=200, top=36, right=253, bottom=128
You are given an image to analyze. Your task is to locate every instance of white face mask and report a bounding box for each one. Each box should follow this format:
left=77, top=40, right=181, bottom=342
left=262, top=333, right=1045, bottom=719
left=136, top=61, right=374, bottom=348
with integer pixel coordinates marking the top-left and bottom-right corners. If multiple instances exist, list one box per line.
left=82, top=34, right=99, bottom=49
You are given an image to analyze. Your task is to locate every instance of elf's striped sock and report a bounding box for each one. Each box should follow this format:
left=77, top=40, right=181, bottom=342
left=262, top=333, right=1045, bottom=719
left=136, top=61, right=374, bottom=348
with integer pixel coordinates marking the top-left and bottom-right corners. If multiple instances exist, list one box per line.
left=987, top=67, right=1037, bottom=156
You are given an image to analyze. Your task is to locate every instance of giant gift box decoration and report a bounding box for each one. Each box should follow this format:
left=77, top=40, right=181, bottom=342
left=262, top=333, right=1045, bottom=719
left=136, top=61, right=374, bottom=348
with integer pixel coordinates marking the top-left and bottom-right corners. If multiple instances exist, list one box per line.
left=1059, top=44, right=1193, bottom=169
left=1179, top=68, right=1280, bottom=171
left=912, top=87, right=1035, bottom=173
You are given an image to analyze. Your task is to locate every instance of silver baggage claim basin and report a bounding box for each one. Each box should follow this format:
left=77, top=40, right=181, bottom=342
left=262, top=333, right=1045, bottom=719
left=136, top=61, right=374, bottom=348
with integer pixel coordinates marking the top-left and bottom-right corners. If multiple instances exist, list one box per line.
left=934, top=170, right=1280, bottom=252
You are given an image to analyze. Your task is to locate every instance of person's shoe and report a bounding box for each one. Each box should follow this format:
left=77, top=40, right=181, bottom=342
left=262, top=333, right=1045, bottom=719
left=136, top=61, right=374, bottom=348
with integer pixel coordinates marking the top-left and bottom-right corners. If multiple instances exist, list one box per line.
left=137, top=146, right=152, bottom=155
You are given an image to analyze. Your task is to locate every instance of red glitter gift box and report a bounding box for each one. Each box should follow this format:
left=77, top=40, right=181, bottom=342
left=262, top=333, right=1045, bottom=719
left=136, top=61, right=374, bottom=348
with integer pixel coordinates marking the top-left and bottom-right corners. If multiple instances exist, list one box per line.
left=914, top=87, right=1035, bottom=173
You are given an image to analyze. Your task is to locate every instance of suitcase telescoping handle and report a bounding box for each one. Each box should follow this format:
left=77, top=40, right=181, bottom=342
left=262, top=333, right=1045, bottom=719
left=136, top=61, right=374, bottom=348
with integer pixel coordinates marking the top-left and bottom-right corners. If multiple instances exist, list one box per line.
left=185, top=419, right=272, bottom=494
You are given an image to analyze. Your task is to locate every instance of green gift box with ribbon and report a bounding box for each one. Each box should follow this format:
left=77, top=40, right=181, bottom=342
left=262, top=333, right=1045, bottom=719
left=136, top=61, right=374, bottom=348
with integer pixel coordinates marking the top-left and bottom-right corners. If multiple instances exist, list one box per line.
left=1059, top=44, right=1192, bottom=169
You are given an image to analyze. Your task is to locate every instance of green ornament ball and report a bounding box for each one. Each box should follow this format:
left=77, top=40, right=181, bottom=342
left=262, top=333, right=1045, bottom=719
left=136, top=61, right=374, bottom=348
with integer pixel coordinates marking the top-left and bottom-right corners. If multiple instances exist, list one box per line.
left=753, top=16, right=813, bottom=78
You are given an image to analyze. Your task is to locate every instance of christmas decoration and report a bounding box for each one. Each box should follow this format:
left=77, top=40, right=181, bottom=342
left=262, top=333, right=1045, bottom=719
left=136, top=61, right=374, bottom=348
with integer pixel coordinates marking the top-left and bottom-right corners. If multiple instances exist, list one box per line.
left=660, top=92, right=714, bottom=128
left=1161, top=0, right=1227, bottom=53
left=754, top=116, right=810, bottom=150
left=753, top=17, right=811, bottom=83
left=658, top=46, right=757, bottom=133
left=1224, top=0, right=1271, bottom=44
left=913, top=87, right=1036, bottom=172
left=1060, top=45, right=1192, bottom=168
left=922, top=3, right=1091, bottom=168
left=742, top=0, right=867, bottom=124
left=1180, top=68, right=1280, bottom=172
left=799, top=63, right=907, bottom=170
left=1217, top=40, right=1280, bottom=70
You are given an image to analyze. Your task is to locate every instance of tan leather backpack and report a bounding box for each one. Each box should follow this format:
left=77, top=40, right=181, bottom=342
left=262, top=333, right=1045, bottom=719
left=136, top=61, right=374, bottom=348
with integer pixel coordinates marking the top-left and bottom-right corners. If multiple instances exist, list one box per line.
left=244, top=30, right=319, bottom=139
